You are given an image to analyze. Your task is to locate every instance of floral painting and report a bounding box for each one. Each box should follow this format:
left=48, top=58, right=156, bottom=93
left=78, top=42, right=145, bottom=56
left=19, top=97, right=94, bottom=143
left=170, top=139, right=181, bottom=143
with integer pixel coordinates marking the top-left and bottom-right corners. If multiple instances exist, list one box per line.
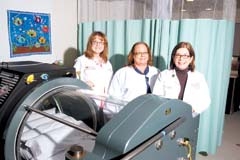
left=7, top=10, right=51, bottom=57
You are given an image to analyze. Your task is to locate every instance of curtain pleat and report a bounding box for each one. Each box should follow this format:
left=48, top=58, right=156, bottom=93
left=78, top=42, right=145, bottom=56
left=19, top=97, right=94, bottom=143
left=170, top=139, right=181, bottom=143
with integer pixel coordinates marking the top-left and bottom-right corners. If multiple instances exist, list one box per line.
left=78, top=19, right=235, bottom=154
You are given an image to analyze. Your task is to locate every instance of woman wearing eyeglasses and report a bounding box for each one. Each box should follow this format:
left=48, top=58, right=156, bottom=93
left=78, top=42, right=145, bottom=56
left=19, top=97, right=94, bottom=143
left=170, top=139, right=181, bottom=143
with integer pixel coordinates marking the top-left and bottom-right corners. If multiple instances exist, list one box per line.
left=152, top=42, right=211, bottom=116
left=74, top=31, right=113, bottom=95
left=108, top=41, right=159, bottom=102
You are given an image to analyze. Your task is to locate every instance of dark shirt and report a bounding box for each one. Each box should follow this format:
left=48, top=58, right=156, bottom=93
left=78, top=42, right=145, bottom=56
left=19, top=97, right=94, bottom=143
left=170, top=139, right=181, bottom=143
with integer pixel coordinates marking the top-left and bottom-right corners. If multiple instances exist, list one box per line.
left=175, top=68, right=188, bottom=100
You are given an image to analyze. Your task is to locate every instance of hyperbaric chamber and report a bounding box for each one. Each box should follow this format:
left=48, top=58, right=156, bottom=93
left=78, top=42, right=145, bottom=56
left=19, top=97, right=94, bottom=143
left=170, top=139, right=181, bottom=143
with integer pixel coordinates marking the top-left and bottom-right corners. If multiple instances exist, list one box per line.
left=2, top=77, right=200, bottom=160
left=3, top=77, right=128, bottom=160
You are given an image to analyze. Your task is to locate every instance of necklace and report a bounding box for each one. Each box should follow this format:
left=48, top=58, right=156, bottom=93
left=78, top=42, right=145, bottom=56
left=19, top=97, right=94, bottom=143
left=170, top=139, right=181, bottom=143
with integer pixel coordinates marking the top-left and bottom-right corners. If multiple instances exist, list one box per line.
left=93, top=58, right=103, bottom=67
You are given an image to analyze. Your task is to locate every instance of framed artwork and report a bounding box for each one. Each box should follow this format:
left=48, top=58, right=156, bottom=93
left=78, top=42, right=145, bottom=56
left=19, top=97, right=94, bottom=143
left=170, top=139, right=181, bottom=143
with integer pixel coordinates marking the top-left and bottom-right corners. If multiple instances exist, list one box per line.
left=7, top=10, right=51, bottom=57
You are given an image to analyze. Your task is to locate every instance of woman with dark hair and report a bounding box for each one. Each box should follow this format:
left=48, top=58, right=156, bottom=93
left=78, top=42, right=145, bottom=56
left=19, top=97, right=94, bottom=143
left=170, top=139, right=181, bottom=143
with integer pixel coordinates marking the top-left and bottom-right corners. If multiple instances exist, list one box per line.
left=153, top=42, right=211, bottom=116
left=74, top=31, right=113, bottom=95
left=108, top=41, right=159, bottom=102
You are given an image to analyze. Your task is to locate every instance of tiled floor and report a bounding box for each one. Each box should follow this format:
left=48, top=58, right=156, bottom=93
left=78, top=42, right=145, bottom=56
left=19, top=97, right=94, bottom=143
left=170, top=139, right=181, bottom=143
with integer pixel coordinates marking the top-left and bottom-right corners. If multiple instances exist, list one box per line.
left=196, top=111, right=240, bottom=160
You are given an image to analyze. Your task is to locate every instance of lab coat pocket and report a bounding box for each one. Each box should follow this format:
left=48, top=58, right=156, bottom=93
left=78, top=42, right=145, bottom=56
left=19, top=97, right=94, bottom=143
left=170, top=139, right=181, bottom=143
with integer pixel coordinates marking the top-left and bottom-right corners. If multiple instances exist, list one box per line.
left=163, top=83, right=179, bottom=99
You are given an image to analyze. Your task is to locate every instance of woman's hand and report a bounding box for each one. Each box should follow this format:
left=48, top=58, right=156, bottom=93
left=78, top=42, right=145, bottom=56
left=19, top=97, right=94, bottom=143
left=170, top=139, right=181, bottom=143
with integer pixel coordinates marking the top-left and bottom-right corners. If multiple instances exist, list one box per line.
left=86, top=81, right=95, bottom=88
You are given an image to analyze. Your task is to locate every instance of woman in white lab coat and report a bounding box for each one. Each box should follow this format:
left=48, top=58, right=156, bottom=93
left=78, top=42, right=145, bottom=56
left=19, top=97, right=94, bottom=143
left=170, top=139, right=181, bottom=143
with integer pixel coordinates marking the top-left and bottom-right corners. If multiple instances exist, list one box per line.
left=74, top=31, right=113, bottom=95
left=152, top=42, right=211, bottom=116
left=108, top=42, right=159, bottom=102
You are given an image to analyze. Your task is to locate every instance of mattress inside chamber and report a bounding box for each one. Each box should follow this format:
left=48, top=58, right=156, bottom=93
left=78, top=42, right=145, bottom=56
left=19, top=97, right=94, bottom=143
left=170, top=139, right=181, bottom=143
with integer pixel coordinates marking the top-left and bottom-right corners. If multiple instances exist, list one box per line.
left=16, top=87, right=127, bottom=160
left=20, top=109, right=95, bottom=160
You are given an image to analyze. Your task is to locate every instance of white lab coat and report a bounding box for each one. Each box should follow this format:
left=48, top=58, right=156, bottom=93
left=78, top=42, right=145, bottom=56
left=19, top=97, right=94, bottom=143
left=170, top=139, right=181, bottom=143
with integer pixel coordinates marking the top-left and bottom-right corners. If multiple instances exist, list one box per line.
left=74, top=55, right=113, bottom=95
left=108, top=65, right=160, bottom=101
left=104, top=65, right=159, bottom=119
left=152, top=69, right=211, bottom=115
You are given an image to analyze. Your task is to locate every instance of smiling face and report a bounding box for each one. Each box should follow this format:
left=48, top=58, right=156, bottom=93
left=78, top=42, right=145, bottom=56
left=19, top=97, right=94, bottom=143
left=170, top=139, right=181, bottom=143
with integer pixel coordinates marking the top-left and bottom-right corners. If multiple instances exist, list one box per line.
left=91, top=35, right=105, bottom=55
left=173, top=47, right=193, bottom=70
left=133, top=43, right=149, bottom=66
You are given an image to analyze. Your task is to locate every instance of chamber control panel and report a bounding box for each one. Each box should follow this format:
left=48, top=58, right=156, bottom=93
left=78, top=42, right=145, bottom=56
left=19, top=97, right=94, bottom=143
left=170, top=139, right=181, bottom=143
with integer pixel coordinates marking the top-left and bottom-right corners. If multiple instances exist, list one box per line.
left=0, top=70, right=21, bottom=108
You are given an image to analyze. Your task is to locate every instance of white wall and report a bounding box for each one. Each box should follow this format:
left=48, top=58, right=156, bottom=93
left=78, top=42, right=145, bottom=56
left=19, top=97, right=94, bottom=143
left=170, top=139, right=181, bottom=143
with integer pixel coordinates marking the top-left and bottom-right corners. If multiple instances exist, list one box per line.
left=0, top=0, right=78, bottom=64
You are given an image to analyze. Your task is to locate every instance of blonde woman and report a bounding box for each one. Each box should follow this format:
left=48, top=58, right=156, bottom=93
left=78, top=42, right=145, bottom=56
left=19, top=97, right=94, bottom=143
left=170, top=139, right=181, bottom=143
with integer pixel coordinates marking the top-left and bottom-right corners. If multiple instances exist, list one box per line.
left=74, top=31, right=113, bottom=95
left=108, top=42, right=159, bottom=102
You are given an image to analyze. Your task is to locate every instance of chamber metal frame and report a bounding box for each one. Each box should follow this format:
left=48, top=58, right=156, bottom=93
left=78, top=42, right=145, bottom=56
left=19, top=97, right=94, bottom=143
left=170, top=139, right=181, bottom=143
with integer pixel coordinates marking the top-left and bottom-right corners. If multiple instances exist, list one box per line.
left=4, top=77, right=98, bottom=160
left=3, top=77, right=200, bottom=160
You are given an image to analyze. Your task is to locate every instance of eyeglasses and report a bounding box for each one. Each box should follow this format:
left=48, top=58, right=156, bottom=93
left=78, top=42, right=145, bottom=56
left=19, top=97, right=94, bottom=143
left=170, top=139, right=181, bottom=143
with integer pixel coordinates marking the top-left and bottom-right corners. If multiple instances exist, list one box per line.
left=174, top=54, right=190, bottom=59
left=134, top=52, right=148, bottom=56
left=92, top=41, right=104, bottom=46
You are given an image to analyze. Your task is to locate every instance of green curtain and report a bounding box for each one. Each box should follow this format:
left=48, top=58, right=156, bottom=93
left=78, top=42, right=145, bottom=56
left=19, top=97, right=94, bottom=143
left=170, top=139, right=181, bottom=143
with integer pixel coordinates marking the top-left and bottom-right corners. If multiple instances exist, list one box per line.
left=78, top=19, right=235, bottom=154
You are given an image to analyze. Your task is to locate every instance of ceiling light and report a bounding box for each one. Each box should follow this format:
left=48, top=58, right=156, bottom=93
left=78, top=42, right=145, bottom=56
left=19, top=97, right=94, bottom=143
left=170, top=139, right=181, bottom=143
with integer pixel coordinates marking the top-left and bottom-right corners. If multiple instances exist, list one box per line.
left=205, top=8, right=212, bottom=11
